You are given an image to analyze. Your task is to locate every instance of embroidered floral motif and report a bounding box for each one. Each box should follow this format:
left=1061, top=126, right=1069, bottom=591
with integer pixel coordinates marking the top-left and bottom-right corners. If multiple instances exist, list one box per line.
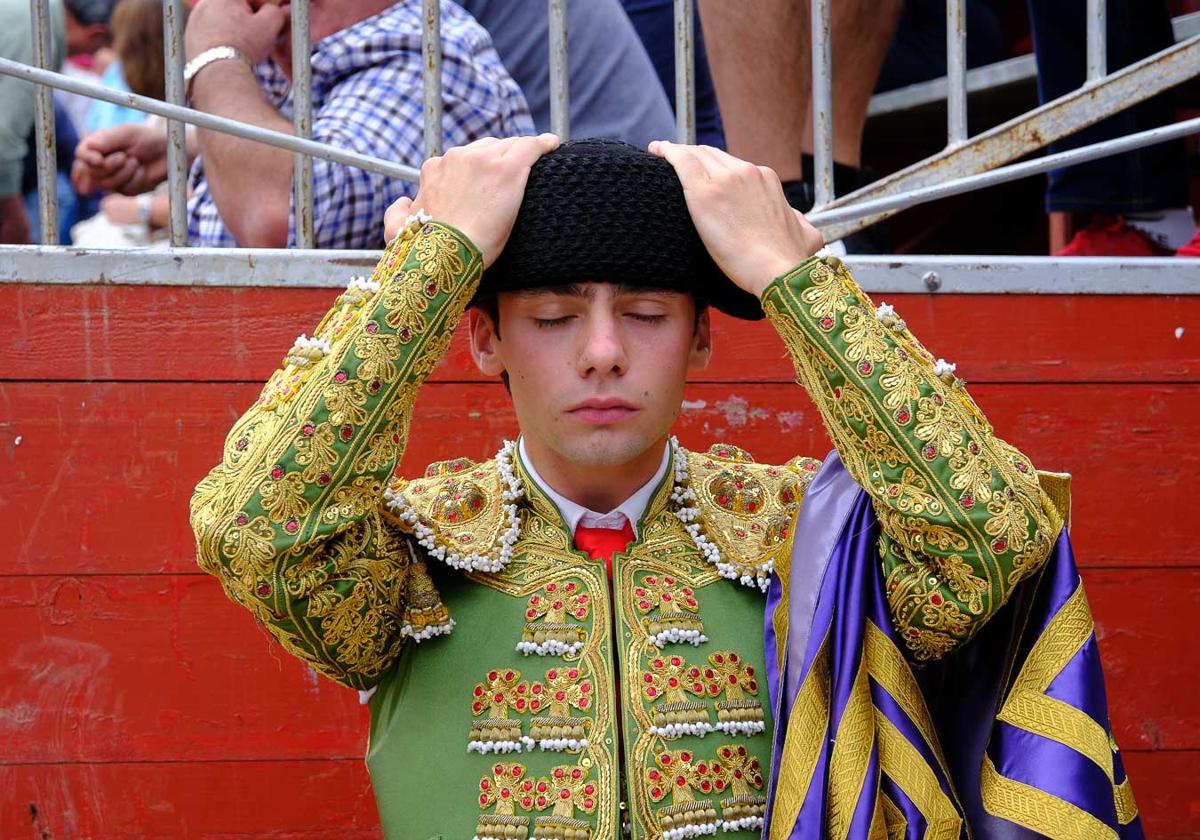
left=714, top=744, right=766, bottom=832
left=469, top=668, right=538, bottom=754
left=475, top=762, right=532, bottom=840
left=633, top=573, right=707, bottom=648
left=703, top=652, right=765, bottom=736
left=518, top=580, right=590, bottom=657
left=644, top=748, right=724, bottom=839
left=643, top=654, right=712, bottom=738
left=530, top=764, right=598, bottom=839
left=529, top=666, right=593, bottom=751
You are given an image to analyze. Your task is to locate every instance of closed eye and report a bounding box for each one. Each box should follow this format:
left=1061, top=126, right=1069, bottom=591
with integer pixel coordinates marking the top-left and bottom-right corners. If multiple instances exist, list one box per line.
left=533, top=315, right=574, bottom=328
left=626, top=313, right=667, bottom=324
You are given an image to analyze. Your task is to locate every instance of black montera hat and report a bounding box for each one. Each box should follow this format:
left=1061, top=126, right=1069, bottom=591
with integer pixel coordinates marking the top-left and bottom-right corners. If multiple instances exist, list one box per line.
left=479, top=138, right=765, bottom=320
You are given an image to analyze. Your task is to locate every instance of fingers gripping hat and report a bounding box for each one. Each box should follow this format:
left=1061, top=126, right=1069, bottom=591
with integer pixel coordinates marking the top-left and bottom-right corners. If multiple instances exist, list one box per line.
left=479, top=138, right=765, bottom=320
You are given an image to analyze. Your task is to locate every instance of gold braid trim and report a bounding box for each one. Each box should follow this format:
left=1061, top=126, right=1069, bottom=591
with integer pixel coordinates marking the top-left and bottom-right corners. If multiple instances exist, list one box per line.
left=1114, top=777, right=1139, bottom=826
left=880, top=795, right=907, bottom=840
left=981, top=757, right=1117, bottom=840
left=827, top=654, right=875, bottom=840
left=996, top=582, right=1117, bottom=781
left=768, top=637, right=831, bottom=840
left=874, top=712, right=962, bottom=840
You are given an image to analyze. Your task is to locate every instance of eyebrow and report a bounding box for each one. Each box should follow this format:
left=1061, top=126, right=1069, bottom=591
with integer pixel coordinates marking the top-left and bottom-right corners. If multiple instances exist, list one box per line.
left=511, top=283, right=682, bottom=300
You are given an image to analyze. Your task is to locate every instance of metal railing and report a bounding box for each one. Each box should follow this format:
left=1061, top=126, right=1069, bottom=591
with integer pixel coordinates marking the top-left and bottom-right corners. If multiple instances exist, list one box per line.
left=0, top=0, right=1196, bottom=280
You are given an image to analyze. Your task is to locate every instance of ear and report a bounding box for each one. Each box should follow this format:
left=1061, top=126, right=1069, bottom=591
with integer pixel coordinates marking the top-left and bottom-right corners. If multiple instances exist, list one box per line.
left=468, top=308, right=506, bottom=377
left=687, top=307, right=713, bottom=371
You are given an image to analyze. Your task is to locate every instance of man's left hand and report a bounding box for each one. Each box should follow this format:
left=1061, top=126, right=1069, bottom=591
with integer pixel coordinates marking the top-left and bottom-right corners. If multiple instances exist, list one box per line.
left=185, top=0, right=289, bottom=63
left=649, top=141, right=824, bottom=298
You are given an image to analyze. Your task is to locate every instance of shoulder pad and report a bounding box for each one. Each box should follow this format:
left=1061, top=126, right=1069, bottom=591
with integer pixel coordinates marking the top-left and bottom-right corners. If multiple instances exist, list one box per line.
left=686, top=444, right=822, bottom=588
left=383, top=455, right=510, bottom=573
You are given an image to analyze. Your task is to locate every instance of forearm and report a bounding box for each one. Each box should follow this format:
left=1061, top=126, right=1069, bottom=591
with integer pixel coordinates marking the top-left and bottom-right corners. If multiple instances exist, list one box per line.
left=191, top=221, right=482, bottom=684
left=191, top=60, right=293, bottom=246
left=762, top=255, right=1061, bottom=660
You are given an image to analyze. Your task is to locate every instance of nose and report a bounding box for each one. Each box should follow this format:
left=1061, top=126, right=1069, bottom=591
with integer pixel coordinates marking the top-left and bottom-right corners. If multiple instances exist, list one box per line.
left=576, top=310, right=628, bottom=379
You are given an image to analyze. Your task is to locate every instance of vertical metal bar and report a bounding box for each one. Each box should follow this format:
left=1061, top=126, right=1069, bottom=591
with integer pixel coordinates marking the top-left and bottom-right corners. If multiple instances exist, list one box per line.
left=673, top=0, right=695, bottom=144
left=945, top=0, right=968, bottom=145
left=422, top=0, right=443, bottom=156
left=163, top=0, right=188, bottom=246
left=548, top=0, right=570, bottom=139
left=291, top=0, right=314, bottom=248
left=811, top=0, right=834, bottom=206
left=30, top=0, right=57, bottom=244
left=1086, top=0, right=1107, bottom=81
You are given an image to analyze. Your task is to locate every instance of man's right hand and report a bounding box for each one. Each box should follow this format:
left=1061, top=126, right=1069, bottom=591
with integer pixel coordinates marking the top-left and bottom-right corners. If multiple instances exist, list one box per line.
left=383, top=134, right=560, bottom=267
left=72, top=124, right=169, bottom=197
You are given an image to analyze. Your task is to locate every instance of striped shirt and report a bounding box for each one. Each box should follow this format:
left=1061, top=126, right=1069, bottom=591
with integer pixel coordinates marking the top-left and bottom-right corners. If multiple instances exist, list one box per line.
left=187, top=0, right=533, bottom=249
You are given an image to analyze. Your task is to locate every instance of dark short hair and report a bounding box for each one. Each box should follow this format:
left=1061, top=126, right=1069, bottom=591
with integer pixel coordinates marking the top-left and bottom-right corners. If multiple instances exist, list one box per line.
left=65, top=0, right=116, bottom=25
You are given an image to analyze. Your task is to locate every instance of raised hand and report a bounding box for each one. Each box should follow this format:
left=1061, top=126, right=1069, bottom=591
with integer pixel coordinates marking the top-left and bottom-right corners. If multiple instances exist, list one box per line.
left=383, top=133, right=561, bottom=266
left=648, top=141, right=824, bottom=298
left=71, top=124, right=169, bottom=197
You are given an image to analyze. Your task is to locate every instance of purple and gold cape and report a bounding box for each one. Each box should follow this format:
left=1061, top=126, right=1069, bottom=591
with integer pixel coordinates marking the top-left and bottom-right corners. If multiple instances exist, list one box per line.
left=764, top=454, right=1142, bottom=839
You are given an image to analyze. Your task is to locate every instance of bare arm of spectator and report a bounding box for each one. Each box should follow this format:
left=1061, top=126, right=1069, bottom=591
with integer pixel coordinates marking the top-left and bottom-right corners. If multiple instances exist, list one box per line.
left=184, top=0, right=294, bottom=247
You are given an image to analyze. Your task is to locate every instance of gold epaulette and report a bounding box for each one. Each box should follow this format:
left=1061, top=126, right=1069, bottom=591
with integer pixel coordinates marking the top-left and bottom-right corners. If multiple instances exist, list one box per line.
left=685, top=444, right=822, bottom=588
left=383, top=455, right=511, bottom=572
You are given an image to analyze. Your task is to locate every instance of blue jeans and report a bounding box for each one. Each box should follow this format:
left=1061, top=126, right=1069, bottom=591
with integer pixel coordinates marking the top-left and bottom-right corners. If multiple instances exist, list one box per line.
left=619, top=0, right=726, bottom=150
left=1029, top=0, right=1188, bottom=213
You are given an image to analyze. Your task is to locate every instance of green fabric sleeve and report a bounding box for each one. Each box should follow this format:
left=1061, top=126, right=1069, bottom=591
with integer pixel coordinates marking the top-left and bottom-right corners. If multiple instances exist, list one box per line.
left=190, top=222, right=482, bottom=689
left=761, top=255, right=1062, bottom=662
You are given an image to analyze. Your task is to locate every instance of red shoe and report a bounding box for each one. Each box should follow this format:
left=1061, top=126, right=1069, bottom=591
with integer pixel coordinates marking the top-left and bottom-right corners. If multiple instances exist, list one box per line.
left=1177, top=229, right=1200, bottom=257
left=1055, top=216, right=1175, bottom=257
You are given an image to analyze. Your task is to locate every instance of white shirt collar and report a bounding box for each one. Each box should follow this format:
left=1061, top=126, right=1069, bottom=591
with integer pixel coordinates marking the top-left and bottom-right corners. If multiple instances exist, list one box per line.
left=517, top=437, right=671, bottom=538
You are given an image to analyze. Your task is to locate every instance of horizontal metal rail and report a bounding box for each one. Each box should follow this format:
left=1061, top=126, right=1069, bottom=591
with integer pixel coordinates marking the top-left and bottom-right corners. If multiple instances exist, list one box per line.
left=869, top=10, right=1200, bottom=117
left=807, top=115, right=1200, bottom=229
left=1, top=245, right=1193, bottom=293
left=0, top=56, right=420, bottom=182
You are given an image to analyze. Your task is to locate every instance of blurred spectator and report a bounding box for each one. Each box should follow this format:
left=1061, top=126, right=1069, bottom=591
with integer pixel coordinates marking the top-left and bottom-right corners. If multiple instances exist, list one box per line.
left=696, top=0, right=902, bottom=252
left=72, top=0, right=193, bottom=246
left=618, top=0, right=725, bottom=149
left=73, top=0, right=532, bottom=249
left=458, top=0, right=675, bottom=149
left=875, top=0, right=1005, bottom=93
left=1030, top=0, right=1195, bottom=256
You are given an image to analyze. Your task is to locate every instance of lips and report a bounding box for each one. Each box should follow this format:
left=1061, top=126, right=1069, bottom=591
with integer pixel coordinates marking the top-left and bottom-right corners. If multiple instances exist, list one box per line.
left=565, top=398, right=639, bottom=425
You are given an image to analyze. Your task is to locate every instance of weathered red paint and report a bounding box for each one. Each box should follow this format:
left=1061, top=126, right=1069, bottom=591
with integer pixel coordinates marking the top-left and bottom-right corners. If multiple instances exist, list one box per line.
left=1, top=284, right=1197, bottom=837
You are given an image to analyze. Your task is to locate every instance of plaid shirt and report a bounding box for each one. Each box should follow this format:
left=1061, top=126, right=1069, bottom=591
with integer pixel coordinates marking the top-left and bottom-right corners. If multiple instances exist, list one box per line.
left=187, top=0, right=533, bottom=249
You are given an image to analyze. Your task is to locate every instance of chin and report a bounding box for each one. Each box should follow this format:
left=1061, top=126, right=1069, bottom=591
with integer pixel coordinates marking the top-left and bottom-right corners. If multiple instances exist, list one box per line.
left=552, top=427, right=667, bottom=468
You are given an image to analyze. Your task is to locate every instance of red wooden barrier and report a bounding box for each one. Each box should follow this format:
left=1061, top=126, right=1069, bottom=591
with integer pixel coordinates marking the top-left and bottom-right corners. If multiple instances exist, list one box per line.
left=2, top=285, right=1198, bottom=838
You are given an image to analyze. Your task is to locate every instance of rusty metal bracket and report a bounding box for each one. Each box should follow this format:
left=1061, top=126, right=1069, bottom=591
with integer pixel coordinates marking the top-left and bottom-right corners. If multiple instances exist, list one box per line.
left=822, top=33, right=1200, bottom=241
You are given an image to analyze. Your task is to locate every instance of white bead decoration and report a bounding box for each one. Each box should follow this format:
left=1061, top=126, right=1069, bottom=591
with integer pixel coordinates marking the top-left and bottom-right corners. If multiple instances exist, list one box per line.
left=713, top=720, right=766, bottom=736
left=285, top=333, right=332, bottom=367
left=400, top=618, right=455, bottom=642
left=467, top=735, right=536, bottom=755
left=515, top=639, right=585, bottom=657
left=649, top=721, right=713, bottom=739
left=664, top=824, right=719, bottom=839
left=536, top=737, right=589, bottom=752
left=386, top=437, right=770, bottom=592
left=720, top=817, right=764, bottom=833
left=647, top=628, right=708, bottom=649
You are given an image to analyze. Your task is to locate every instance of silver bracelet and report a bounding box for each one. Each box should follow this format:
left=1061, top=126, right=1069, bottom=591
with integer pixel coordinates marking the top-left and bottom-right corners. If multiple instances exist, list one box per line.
left=183, top=46, right=248, bottom=103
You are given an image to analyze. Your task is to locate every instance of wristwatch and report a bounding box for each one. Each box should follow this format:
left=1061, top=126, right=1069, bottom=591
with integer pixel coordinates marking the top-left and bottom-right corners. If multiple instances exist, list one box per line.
left=183, top=46, right=248, bottom=103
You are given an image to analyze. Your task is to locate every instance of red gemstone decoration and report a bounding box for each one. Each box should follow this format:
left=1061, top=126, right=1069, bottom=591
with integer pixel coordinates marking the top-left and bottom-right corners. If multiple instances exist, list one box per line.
left=269, top=465, right=284, bottom=480
left=365, top=321, right=378, bottom=334
left=284, top=518, right=299, bottom=533
left=859, top=361, right=873, bottom=375
left=340, top=425, right=353, bottom=441
left=993, top=538, right=1008, bottom=552
left=333, top=371, right=347, bottom=383
left=255, top=582, right=271, bottom=597
left=235, top=513, right=248, bottom=526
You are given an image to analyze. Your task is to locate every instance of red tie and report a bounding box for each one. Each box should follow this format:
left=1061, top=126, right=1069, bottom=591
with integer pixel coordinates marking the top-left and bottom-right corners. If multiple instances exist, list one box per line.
left=573, top=521, right=635, bottom=576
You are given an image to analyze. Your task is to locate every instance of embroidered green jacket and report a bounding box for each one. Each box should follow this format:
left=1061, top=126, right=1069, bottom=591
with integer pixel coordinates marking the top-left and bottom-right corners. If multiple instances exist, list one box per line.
left=191, top=222, right=1060, bottom=839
